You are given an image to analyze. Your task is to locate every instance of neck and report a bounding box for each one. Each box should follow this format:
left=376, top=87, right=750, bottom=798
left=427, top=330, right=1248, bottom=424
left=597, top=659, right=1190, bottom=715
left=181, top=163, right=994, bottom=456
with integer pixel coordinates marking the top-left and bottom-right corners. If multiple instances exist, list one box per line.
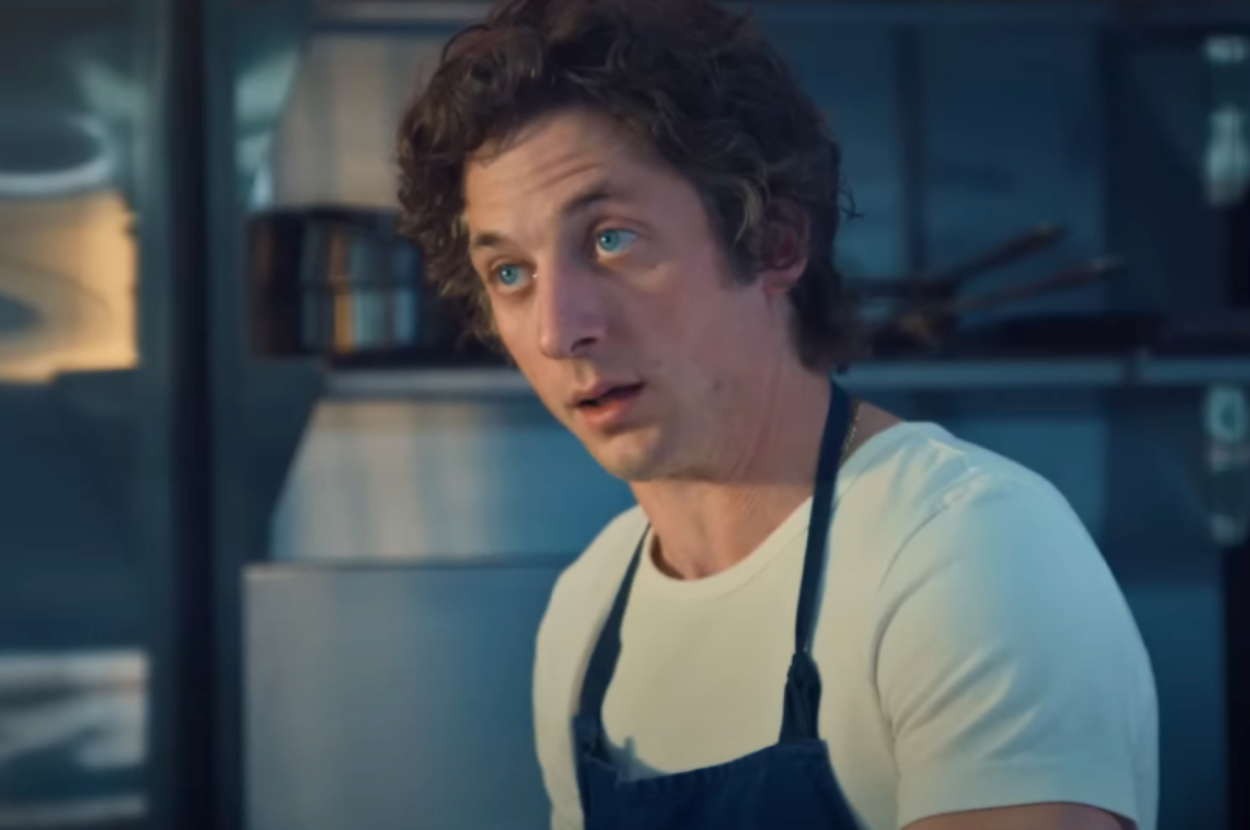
left=631, top=367, right=834, bottom=581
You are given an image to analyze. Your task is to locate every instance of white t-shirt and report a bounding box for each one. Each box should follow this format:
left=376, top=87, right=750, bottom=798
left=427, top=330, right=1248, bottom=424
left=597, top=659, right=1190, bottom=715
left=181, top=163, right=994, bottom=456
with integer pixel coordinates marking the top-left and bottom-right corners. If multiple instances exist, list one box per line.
left=533, top=421, right=1159, bottom=830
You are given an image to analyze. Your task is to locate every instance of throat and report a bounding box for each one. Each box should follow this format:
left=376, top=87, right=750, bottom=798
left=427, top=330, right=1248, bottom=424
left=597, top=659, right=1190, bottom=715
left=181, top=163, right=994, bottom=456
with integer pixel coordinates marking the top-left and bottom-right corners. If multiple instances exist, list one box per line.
left=642, top=484, right=814, bottom=580
left=632, top=374, right=833, bottom=581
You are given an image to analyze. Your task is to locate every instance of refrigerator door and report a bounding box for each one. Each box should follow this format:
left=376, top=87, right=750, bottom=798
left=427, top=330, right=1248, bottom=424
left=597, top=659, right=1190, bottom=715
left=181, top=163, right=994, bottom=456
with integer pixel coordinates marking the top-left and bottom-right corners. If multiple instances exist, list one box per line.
left=245, top=558, right=568, bottom=830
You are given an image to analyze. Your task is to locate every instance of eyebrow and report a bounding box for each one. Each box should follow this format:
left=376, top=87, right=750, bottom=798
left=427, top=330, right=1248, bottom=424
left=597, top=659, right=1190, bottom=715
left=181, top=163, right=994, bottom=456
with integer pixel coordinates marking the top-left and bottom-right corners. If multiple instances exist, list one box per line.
left=468, top=182, right=630, bottom=252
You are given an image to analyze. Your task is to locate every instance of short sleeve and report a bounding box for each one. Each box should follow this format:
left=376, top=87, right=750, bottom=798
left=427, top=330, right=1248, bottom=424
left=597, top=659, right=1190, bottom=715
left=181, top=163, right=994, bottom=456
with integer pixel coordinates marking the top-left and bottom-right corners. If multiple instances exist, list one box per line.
left=873, top=477, right=1157, bottom=829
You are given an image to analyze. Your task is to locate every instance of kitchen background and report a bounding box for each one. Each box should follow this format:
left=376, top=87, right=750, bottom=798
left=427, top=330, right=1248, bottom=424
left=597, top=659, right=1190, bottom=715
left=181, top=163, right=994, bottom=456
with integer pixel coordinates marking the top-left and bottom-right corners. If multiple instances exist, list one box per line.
left=1, top=1, right=1249, bottom=829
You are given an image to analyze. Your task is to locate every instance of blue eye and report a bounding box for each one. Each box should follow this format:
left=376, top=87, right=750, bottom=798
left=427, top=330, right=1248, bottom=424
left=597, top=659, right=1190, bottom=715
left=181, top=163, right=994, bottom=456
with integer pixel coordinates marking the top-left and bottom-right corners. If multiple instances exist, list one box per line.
left=595, top=229, right=638, bottom=255
left=494, top=263, right=525, bottom=287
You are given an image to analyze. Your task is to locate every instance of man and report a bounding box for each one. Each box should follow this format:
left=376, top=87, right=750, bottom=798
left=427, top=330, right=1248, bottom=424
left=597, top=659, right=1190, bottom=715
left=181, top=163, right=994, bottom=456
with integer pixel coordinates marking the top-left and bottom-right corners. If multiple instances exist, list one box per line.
left=396, top=1, right=1159, bottom=828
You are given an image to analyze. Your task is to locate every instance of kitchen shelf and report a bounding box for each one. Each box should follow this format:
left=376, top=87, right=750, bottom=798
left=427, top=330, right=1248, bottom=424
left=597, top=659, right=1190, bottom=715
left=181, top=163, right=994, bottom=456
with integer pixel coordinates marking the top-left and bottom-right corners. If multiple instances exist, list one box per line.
left=326, top=365, right=533, bottom=399
left=322, top=354, right=1250, bottom=401
left=312, top=1, right=1250, bottom=32
left=250, top=553, right=578, bottom=573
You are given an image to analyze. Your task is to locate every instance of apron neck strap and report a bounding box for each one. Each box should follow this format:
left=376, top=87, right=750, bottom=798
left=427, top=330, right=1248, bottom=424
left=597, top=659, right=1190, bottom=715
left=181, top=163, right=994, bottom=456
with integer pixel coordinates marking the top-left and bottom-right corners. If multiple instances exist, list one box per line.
left=794, top=380, right=851, bottom=656
left=780, top=380, right=852, bottom=740
left=576, top=536, right=644, bottom=724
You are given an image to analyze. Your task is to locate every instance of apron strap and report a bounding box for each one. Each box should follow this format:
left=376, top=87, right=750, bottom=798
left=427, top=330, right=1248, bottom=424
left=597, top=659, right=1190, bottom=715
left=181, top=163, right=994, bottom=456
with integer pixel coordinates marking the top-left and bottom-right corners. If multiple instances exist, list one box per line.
left=780, top=380, right=851, bottom=741
left=794, top=381, right=851, bottom=656
left=577, top=536, right=645, bottom=726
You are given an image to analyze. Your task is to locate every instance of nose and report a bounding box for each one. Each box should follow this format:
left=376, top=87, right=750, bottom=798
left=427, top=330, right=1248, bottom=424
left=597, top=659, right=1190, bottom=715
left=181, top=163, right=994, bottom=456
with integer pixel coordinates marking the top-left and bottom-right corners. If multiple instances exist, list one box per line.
left=536, top=254, right=607, bottom=359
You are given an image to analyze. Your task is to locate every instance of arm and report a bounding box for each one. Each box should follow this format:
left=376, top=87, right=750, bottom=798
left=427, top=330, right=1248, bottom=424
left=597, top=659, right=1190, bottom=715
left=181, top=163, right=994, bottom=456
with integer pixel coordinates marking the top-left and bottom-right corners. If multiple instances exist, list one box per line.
left=905, top=803, right=1128, bottom=830
left=875, top=477, right=1157, bottom=830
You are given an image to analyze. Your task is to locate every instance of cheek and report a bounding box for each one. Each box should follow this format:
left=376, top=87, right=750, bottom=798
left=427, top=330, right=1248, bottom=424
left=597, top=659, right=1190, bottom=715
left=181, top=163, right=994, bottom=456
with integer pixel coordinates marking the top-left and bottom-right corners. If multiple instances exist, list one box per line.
left=489, top=307, right=563, bottom=402
left=641, top=251, right=723, bottom=326
left=659, top=271, right=753, bottom=350
left=489, top=303, right=536, bottom=368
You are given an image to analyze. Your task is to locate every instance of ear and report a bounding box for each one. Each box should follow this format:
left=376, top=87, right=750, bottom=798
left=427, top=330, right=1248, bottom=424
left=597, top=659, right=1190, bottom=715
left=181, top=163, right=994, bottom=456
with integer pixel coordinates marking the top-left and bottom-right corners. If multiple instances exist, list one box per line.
left=756, top=200, right=811, bottom=298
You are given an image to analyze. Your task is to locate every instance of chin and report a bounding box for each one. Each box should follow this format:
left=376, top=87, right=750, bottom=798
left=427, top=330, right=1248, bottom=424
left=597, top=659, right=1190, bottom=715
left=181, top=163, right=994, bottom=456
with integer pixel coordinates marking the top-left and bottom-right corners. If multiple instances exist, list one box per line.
left=588, top=433, right=672, bottom=482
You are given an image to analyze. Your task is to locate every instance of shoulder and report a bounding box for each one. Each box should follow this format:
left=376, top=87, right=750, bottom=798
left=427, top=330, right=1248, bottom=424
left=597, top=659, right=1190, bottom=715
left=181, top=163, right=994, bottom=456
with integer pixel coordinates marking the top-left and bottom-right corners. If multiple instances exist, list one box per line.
left=534, top=504, right=647, bottom=686
left=829, top=422, right=1148, bottom=698
left=833, top=422, right=1084, bottom=587
left=544, top=505, right=648, bottom=633
left=846, top=420, right=1067, bottom=518
left=847, top=428, right=1158, bottom=829
left=845, top=422, right=1134, bottom=651
left=875, top=423, right=1102, bottom=584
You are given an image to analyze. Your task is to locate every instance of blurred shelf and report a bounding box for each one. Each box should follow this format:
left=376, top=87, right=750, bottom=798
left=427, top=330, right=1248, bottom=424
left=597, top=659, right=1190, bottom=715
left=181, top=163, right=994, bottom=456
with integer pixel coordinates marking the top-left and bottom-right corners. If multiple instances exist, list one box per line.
left=0, top=796, right=146, bottom=830
left=312, top=1, right=1250, bottom=32
left=326, top=365, right=531, bottom=399
left=322, top=355, right=1250, bottom=401
left=249, top=553, right=578, bottom=574
left=1135, top=357, right=1250, bottom=386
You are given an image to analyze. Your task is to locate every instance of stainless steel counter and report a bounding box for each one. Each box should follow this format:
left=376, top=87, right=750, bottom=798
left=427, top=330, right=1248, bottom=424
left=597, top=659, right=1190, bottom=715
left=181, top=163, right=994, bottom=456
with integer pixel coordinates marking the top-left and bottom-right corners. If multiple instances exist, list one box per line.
left=244, top=557, right=569, bottom=830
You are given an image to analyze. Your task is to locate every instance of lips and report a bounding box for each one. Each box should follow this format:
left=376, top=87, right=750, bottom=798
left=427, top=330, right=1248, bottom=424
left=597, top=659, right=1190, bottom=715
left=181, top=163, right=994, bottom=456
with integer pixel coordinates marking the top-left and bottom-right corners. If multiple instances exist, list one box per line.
left=573, top=382, right=643, bottom=409
left=571, top=382, right=645, bottom=429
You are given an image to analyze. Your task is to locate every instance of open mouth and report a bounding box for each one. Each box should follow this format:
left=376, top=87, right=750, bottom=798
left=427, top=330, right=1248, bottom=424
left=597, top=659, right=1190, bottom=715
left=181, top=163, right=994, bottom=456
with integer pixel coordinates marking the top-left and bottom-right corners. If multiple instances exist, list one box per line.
left=573, top=383, right=646, bottom=425
left=577, top=383, right=644, bottom=410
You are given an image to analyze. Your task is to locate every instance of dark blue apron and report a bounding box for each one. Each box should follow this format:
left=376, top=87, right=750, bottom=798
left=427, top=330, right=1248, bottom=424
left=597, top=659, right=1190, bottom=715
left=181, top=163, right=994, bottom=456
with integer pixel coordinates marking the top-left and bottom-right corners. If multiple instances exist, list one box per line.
left=572, top=381, right=860, bottom=830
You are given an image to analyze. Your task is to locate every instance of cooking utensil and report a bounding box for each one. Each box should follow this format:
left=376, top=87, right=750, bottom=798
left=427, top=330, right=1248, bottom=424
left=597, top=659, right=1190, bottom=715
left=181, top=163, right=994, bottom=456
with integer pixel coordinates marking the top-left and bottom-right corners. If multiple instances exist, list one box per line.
left=873, top=255, right=1124, bottom=353
left=854, top=223, right=1065, bottom=301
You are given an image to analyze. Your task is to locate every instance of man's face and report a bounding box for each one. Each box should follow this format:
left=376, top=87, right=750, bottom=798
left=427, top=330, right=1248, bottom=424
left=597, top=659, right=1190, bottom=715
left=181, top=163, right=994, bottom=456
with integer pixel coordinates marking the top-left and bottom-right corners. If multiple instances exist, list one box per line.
left=462, top=108, right=798, bottom=481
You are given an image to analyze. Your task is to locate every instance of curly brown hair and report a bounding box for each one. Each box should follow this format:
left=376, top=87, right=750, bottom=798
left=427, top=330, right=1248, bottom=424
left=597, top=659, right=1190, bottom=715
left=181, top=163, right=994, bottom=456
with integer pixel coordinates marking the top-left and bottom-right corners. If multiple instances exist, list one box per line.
left=396, top=0, right=863, bottom=371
